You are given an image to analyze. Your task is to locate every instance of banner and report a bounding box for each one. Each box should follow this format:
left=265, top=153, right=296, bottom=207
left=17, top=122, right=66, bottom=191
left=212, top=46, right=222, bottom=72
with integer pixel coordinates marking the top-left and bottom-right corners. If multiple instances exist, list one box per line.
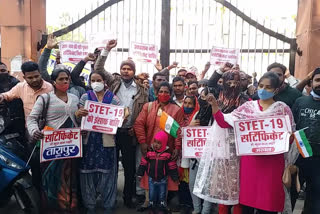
left=40, top=128, right=82, bottom=162
left=81, top=101, right=125, bottom=134
left=59, top=41, right=89, bottom=63
left=210, top=46, right=239, bottom=65
left=182, top=126, right=210, bottom=158
left=233, top=116, right=292, bottom=156
left=129, top=42, right=158, bottom=64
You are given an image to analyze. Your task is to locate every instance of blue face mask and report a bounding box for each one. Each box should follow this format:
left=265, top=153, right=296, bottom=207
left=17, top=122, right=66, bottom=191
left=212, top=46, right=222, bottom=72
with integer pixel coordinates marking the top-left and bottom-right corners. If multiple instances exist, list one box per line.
left=258, top=89, right=275, bottom=100
left=184, top=107, right=194, bottom=114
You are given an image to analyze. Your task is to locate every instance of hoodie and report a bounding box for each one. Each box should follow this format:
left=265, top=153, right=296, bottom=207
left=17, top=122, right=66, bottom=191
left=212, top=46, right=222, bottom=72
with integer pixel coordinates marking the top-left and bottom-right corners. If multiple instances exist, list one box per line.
left=137, top=131, right=179, bottom=181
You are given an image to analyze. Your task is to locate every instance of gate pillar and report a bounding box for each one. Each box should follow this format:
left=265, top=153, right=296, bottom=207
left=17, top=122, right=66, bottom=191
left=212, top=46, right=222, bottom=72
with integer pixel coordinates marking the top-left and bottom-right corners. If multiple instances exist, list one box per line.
left=0, top=0, right=46, bottom=72
left=295, top=0, right=320, bottom=79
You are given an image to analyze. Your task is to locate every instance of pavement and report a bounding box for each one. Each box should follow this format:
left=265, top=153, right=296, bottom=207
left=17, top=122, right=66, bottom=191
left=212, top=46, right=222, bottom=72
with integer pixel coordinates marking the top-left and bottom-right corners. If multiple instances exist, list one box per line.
left=0, top=168, right=304, bottom=214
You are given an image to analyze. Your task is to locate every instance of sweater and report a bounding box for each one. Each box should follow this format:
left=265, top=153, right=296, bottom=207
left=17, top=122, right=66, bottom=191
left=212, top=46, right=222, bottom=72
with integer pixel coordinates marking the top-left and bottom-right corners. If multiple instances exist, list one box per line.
left=27, top=92, right=79, bottom=135
left=292, top=95, right=320, bottom=156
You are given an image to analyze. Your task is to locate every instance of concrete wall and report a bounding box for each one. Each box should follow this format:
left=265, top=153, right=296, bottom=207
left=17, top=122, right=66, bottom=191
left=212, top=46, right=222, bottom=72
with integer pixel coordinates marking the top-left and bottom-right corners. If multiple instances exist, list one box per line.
left=0, top=0, right=46, bottom=72
left=295, top=0, right=320, bottom=79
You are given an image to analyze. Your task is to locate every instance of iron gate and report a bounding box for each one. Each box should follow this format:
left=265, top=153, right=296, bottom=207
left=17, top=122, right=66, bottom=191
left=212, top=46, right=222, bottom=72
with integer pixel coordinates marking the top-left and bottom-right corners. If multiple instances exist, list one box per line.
left=41, top=0, right=297, bottom=79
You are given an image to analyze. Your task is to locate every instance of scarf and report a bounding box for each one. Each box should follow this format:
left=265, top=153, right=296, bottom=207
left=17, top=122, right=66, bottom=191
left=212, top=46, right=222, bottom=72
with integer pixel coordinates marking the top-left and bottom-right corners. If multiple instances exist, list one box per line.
left=122, top=78, right=134, bottom=88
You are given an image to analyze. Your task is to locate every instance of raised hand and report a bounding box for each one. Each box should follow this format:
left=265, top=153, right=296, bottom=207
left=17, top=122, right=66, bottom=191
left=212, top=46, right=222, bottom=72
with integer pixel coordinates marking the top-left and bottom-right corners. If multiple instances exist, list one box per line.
left=106, top=39, right=117, bottom=51
left=46, top=34, right=59, bottom=49
left=207, top=93, right=219, bottom=114
left=84, top=53, right=96, bottom=62
left=154, top=59, right=163, bottom=71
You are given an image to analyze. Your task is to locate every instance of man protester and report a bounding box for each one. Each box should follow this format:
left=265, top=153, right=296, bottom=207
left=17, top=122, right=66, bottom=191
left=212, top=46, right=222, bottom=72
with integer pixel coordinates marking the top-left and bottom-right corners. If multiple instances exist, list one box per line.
left=188, top=80, right=199, bottom=97
left=0, top=61, right=53, bottom=120
left=292, top=68, right=320, bottom=214
left=94, top=39, right=148, bottom=208
left=0, top=61, right=53, bottom=192
left=177, top=68, right=188, bottom=79
left=172, top=76, right=186, bottom=107
left=267, top=62, right=302, bottom=108
left=185, top=70, right=197, bottom=83
left=149, top=72, right=167, bottom=101
left=0, top=62, right=25, bottom=135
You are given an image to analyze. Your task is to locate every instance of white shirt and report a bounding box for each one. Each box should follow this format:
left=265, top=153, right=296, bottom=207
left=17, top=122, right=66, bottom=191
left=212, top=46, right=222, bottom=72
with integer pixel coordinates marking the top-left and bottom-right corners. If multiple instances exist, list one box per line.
left=116, top=80, right=138, bottom=127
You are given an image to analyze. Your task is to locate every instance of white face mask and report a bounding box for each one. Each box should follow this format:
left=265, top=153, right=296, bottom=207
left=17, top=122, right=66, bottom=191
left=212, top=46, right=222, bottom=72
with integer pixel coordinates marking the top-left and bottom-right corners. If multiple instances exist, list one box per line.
left=91, top=82, right=105, bottom=92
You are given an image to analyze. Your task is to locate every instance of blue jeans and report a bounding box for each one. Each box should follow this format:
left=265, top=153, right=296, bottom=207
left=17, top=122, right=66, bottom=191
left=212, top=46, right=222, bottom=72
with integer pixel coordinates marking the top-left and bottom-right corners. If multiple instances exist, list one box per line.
left=148, top=177, right=168, bottom=206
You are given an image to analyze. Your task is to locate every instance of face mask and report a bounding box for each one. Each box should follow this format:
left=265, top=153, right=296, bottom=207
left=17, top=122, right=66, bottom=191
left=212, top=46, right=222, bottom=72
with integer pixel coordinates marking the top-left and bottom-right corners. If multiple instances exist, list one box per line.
left=91, top=82, right=105, bottom=92
left=198, top=87, right=205, bottom=95
left=158, top=94, right=170, bottom=103
left=184, top=107, right=194, bottom=114
left=0, top=73, right=9, bottom=82
left=258, top=89, right=274, bottom=100
left=55, top=83, right=69, bottom=92
left=311, top=90, right=320, bottom=99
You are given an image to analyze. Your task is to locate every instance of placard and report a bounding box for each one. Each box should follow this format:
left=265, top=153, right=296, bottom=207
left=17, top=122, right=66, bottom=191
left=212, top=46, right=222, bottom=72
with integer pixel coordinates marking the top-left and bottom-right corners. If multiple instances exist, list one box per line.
left=81, top=101, right=124, bottom=134
left=210, top=46, right=239, bottom=65
left=59, top=41, right=89, bottom=63
left=41, top=128, right=82, bottom=162
left=129, top=42, right=158, bottom=64
left=233, top=116, right=292, bottom=156
left=182, top=127, right=210, bottom=158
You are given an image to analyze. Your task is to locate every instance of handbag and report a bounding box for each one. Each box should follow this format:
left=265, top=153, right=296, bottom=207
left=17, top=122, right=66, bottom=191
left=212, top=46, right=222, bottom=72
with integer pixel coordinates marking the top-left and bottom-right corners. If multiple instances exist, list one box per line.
left=37, top=93, right=50, bottom=130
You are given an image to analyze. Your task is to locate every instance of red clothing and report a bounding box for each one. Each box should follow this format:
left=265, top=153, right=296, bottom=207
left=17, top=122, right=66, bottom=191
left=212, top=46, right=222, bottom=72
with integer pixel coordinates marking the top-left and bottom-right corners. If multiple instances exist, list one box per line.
left=214, top=103, right=287, bottom=212
left=134, top=101, right=184, bottom=150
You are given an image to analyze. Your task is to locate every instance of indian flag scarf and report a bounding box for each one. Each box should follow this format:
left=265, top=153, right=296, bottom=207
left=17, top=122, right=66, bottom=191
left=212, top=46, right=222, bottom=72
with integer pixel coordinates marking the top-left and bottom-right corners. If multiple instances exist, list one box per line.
left=159, top=111, right=180, bottom=138
left=294, top=129, right=313, bottom=158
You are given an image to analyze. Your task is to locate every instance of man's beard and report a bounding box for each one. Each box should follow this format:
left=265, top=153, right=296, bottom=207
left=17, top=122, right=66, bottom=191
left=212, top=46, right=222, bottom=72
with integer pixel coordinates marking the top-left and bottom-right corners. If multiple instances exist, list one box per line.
left=313, top=87, right=320, bottom=96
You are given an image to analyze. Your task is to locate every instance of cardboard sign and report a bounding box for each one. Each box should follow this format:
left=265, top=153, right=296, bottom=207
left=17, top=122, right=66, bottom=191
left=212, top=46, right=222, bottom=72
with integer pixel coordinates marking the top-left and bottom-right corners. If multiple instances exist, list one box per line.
left=81, top=101, right=124, bottom=134
left=182, top=127, right=210, bottom=158
left=210, top=46, right=239, bottom=65
left=41, top=128, right=82, bottom=162
left=129, top=42, right=158, bottom=64
left=59, top=41, right=89, bottom=63
left=233, top=116, right=292, bottom=156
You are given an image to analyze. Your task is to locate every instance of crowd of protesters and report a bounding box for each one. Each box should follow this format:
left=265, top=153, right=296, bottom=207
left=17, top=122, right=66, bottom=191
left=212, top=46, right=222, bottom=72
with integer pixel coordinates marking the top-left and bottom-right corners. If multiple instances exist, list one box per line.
left=0, top=34, right=319, bottom=214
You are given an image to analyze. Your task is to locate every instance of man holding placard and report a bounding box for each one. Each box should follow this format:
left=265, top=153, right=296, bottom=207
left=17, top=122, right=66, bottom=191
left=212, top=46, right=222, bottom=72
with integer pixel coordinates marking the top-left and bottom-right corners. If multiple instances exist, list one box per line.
left=94, top=39, right=148, bottom=208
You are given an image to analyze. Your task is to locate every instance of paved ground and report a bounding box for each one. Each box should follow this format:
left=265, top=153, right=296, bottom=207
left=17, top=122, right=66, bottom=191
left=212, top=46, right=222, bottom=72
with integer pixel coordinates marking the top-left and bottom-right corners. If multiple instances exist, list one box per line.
left=0, top=169, right=304, bottom=213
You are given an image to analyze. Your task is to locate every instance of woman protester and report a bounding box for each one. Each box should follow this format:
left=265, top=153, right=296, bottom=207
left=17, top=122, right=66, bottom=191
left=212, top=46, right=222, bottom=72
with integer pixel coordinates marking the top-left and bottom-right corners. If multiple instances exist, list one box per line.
left=179, top=95, right=200, bottom=213
left=75, top=71, right=121, bottom=214
left=193, top=70, right=249, bottom=214
left=196, top=72, right=298, bottom=214
left=134, top=81, right=184, bottom=211
left=27, top=68, right=80, bottom=213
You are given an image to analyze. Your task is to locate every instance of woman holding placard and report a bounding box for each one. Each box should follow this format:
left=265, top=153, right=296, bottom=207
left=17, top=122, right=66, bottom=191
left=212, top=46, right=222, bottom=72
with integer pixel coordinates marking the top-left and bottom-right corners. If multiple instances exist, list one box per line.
left=75, top=71, right=121, bottom=214
left=196, top=72, right=298, bottom=214
left=27, top=68, right=80, bottom=213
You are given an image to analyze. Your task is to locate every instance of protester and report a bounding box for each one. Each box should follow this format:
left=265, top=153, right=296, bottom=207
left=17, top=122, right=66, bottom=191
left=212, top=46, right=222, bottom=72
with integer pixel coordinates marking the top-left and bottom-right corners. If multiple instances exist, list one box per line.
left=74, top=70, right=121, bottom=214
left=149, top=72, right=167, bottom=101
left=0, top=61, right=53, bottom=120
left=196, top=72, right=297, bottom=214
left=195, top=68, right=249, bottom=214
left=38, top=34, right=86, bottom=98
left=27, top=68, right=80, bottom=213
left=185, top=70, right=197, bottom=83
left=196, top=87, right=213, bottom=126
left=94, top=39, right=148, bottom=208
left=0, top=61, right=25, bottom=135
left=143, top=79, right=150, bottom=89
left=265, top=62, right=302, bottom=108
left=188, top=81, right=199, bottom=97
left=172, top=76, right=186, bottom=107
left=137, top=131, right=179, bottom=212
left=134, top=82, right=184, bottom=210
left=177, top=68, right=188, bottom=79
left=198, top=79, right=209, bottom=88
left=292, top=68, right=320, bottom=214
